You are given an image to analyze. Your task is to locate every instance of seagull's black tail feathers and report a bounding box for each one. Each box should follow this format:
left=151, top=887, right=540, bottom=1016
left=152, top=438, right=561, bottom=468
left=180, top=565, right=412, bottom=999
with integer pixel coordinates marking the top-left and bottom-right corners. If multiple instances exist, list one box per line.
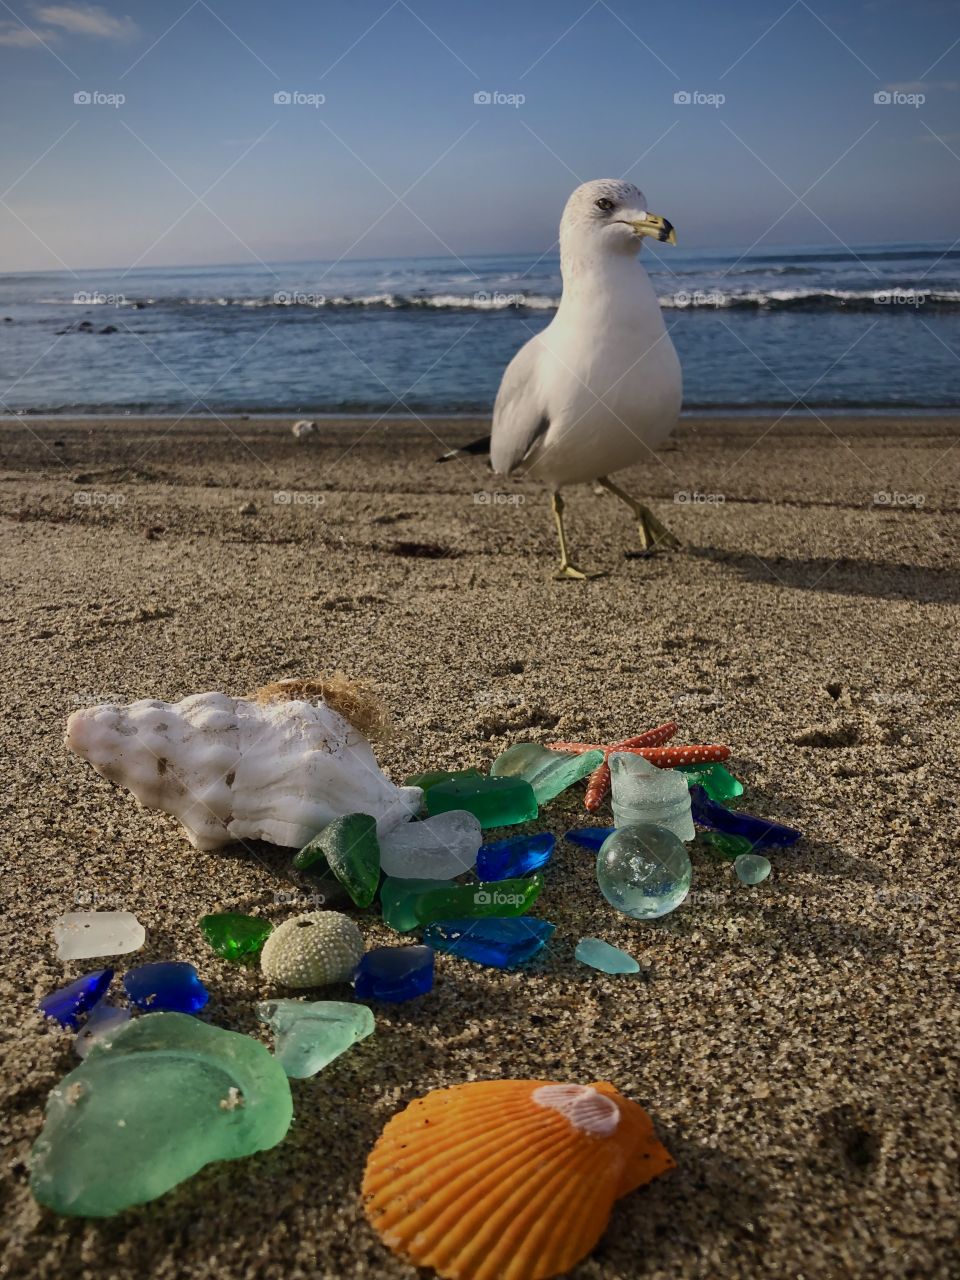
left=436, top=434, right=491, bottom=464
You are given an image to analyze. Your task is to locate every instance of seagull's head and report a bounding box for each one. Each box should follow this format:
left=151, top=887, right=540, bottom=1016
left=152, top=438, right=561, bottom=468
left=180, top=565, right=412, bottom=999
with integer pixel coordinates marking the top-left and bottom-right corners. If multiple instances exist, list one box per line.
left=559, top=179, right=676, bottom=264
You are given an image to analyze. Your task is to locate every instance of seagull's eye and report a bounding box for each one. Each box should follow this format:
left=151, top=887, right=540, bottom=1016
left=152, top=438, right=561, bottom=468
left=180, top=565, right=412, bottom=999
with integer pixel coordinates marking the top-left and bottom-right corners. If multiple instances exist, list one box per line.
left=595, top=198, right=615, bottom=212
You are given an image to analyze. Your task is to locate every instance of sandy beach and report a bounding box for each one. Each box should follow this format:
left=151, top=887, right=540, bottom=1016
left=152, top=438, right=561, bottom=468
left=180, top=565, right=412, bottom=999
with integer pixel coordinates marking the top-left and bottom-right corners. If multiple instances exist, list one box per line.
left=1, top=412, right=958, bottom=1279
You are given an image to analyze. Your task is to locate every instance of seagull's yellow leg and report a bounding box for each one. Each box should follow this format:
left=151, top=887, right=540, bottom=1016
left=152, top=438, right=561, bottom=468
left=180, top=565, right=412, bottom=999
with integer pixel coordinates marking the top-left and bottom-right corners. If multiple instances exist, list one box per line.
left=597, top=476, right=682, bottom=552
left=551, top=491, right=599, bottom=580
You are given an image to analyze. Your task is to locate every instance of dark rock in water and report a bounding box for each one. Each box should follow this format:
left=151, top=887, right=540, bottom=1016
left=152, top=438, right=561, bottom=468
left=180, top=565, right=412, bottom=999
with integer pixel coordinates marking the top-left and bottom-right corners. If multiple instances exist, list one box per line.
left=100, top=324, right=118, bottom=334
left=77, top=321, right=94, bottom=331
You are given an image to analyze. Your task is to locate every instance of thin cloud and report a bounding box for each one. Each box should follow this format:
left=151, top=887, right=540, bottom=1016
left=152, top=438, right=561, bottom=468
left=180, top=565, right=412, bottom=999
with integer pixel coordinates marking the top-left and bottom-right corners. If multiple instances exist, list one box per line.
left=885, top=79, right=960, bottom=92
left=0, top=25, right=48, bottom=45
left=0, top=4, right=140, bottom=45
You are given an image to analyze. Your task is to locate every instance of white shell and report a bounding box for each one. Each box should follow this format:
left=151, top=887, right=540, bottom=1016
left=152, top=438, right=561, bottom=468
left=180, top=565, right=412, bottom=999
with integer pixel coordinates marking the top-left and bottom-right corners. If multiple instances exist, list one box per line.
left=532, top=1084, right=621, bottom=1136
left=261, top=911, right=364, bottom=987
left=65, top=691, right=422, bottom=851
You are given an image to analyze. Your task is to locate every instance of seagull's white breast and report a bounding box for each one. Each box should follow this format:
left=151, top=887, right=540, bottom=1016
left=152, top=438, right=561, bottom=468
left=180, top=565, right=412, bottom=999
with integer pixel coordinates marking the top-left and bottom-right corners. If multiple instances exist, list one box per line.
left=524, top=261, right=681, bottom=488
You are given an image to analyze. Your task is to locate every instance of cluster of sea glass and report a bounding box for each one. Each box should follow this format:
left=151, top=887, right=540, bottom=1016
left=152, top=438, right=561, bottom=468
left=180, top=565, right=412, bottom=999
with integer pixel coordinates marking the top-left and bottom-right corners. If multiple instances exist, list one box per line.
left=35, top=724, right=801, bottom=1219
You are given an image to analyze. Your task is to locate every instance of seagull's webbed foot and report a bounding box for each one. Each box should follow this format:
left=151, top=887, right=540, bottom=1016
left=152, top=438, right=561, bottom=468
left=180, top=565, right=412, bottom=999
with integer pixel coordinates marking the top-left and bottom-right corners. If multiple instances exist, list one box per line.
left=638, top=505, right=682, bottom=552
left=550, top=491, right=603, bottom=580
left=597, top=476, right=682, bottom=554
left=553, top=562, right=603, bottom=581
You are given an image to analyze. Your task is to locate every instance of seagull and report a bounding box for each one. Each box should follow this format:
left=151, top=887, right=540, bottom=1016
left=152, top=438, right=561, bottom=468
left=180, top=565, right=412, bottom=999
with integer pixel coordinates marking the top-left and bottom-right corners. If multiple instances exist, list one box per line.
left=490, top=178, right=682, bottom=579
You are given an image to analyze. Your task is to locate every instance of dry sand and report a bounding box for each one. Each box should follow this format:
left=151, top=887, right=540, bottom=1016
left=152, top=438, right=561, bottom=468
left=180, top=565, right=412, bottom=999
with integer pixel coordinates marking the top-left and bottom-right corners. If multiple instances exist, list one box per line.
left=1, top=413, right=958, bottom=1280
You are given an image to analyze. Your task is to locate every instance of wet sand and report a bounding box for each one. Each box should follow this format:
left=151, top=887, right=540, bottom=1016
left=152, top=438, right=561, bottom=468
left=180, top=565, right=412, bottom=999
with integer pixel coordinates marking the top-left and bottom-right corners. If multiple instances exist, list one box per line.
left=1, top=413, right=959, bottom=1279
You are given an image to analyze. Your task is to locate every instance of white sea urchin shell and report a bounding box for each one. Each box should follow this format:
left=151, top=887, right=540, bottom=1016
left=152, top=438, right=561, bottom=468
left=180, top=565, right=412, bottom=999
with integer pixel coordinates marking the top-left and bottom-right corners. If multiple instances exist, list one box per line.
left=65, top=691, right=422, bottom=851
left=260, top=911, right=364, bottom=987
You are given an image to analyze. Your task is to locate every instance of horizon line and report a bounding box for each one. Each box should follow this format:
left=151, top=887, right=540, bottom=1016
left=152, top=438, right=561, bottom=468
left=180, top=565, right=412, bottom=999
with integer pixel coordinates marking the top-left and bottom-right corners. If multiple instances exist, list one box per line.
left=2, top=236, right=955, bottom=278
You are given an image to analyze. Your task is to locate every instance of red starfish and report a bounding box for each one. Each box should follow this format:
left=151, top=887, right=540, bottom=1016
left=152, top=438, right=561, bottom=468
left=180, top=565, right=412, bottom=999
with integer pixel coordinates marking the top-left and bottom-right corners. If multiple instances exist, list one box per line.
left=549, top=724, right=730, bottom=811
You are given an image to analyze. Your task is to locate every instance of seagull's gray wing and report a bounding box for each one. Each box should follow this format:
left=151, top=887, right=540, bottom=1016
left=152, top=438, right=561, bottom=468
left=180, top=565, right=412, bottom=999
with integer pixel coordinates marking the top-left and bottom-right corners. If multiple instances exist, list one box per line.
left=490, top=337, right=549, bottom=476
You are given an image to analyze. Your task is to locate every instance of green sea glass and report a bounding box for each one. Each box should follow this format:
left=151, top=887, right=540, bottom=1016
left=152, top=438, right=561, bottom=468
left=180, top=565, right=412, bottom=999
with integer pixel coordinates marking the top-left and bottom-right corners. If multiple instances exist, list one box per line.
left=403, top=768, right=482, bottom=791
left=381, top=873, right=544, bottom=932
left=257, top=999, right=374, bottom=1078
left=699, top=831, right=753, bottom=861
left=678, top=763, right=744, bottom=803
left=426, top=776, right=538, bottom=829
left=381, top=877, right=457, bottom=932
left=411, top=873, right=544, bottom=927
left=294, top=813, right=380, bottom=906
left=29, top=1013, right=293, bottom=1218
left=490, top=744, right=604, bottom=805
left=200, top=913, right=273, bottom=961
left=735, top=853, right=772, bottom=885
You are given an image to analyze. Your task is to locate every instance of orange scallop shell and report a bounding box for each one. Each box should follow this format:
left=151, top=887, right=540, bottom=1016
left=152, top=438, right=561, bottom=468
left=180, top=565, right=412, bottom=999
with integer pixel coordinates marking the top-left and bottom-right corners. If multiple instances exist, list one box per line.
left=362, top=1079, right=675, bottom=1280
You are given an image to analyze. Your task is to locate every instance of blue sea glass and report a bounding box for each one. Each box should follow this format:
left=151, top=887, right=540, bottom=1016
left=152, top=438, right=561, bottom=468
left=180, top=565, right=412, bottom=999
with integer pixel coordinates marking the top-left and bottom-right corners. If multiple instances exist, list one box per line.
left=689, top=785, right=802, bottom=848
left=564, top=826, right=616, bottom=851
left=353, top=946, right=434, bottom=1003
left=122, top=962, right=209, bottom=1014
left=476, top=832, right=555, bottom=881
left=39, top=969, right=113, bottom=1028
left=422, top=917, right=555, bottom=969
left=575, top=937, right=640, bottom=975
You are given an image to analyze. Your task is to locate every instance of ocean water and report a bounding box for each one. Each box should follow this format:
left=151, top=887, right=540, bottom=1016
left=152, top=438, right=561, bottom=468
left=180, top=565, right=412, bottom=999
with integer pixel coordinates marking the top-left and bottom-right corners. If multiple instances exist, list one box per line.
left=1, top=242, right=958, bottom=415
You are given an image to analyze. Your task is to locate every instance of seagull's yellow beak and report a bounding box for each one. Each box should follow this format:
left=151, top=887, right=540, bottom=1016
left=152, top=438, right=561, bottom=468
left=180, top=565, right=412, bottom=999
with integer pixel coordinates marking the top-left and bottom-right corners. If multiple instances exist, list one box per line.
left=630, top=212, right=677, bottom=245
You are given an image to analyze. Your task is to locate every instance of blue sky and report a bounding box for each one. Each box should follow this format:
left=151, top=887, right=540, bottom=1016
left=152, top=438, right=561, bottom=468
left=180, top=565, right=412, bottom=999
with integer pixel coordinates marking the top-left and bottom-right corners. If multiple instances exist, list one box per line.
left=0, top=0, right=958, bottom=270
